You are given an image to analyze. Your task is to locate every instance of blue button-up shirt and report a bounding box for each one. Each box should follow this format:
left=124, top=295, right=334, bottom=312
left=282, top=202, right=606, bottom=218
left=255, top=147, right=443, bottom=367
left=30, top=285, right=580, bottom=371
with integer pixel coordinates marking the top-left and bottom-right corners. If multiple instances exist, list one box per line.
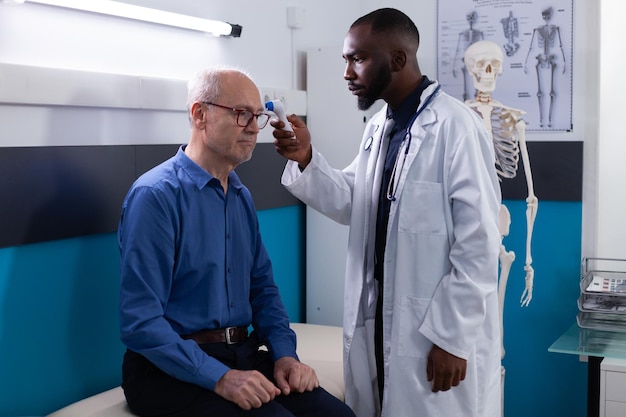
left=118, top=146, right=297, bottom=391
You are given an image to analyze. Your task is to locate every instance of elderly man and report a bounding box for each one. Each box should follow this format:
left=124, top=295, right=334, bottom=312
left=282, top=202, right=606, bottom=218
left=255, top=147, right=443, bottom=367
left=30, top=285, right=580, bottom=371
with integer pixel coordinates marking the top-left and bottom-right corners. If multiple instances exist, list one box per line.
left=118, top=67, right=356, bottom=417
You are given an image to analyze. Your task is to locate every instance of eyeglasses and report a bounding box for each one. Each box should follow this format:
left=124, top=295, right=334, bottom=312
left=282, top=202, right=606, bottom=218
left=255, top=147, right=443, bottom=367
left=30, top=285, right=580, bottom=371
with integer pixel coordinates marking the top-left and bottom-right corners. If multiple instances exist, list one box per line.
left=203, top=101, right=270, bottom=129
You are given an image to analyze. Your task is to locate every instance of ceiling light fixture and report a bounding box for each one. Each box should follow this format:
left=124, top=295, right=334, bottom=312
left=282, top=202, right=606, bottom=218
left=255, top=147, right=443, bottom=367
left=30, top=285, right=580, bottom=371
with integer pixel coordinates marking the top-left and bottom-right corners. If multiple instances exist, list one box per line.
left=21, top=0, right=242, bottom=37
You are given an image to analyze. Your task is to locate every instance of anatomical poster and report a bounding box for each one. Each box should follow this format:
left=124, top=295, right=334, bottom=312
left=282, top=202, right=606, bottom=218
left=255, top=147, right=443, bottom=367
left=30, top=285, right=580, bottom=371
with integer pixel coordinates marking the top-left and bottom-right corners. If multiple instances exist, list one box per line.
left=437, top=0, right=573, bottom=131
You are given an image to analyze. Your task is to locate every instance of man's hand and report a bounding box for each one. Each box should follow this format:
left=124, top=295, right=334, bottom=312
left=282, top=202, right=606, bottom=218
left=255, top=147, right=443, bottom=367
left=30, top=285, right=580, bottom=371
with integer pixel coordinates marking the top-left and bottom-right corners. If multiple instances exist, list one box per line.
left=272, top=114, right=313, bottom=170
left=214, top=369, right=281, bottom=410
left=426, top=344, right=467, bottom=392
left=273, top=356, right=319, bottom=395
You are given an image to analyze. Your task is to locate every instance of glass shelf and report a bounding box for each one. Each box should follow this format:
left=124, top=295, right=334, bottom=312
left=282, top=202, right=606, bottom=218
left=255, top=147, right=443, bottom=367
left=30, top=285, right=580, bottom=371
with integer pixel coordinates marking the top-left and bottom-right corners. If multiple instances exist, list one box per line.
left=549, top=323, right=626, bottom=360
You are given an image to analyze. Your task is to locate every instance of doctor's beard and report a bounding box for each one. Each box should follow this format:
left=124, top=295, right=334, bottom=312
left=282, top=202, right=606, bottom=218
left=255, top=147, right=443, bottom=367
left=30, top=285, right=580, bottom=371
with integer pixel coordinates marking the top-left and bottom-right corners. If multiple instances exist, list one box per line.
left=357, top=64, right=392, bottom=111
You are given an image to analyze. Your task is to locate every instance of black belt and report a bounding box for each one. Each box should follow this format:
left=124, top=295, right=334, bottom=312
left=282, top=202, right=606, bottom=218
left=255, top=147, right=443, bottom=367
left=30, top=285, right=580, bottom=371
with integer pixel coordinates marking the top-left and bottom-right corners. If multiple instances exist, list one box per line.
left=183, top=327, right=248, bottom=345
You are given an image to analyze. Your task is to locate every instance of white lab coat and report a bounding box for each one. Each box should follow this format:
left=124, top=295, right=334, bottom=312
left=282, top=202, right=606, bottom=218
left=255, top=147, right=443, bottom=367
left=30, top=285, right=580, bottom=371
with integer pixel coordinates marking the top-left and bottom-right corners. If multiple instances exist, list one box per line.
left=282, top=82, right=502, bottom=417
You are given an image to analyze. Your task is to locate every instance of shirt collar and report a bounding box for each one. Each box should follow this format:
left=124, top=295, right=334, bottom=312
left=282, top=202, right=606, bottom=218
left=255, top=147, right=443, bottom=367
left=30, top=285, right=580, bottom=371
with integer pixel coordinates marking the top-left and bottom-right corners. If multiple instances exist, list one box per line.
left=388, top=75, right=432, bottom=131
left=176, top=145, right=244, bottom=192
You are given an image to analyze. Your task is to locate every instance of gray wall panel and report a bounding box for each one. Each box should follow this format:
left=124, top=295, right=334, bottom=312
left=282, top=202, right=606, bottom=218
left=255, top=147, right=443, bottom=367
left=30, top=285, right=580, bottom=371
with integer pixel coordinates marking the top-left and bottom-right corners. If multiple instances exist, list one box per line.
left=500, top=141, right=583, bottom=202
left=0, top=143, right=298, bottom=248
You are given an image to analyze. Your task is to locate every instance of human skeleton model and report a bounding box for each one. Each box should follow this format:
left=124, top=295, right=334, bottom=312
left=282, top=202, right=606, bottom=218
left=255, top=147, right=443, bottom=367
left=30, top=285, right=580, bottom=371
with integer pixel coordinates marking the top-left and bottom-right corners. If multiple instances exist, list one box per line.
left=500, top=10, right=520, bottom=57
left=524, top=7, right=566, bottom=128
left=452, top=11, right=484, bottom=102
left=464, top=42, right=539, bottom=408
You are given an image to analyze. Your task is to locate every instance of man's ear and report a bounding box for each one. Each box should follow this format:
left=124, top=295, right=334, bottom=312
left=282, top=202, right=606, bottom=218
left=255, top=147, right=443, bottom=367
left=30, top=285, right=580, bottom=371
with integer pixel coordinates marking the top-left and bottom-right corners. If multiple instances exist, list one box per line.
left=391, top=50, right=407, bottom=72
left=191, top=102, right=206, bottom=126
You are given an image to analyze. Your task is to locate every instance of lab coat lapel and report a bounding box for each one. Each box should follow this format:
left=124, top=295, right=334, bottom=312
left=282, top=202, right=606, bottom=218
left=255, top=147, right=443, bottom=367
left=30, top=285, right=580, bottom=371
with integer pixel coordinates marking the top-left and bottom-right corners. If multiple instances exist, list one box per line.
left=390, top=106, right=436, bottom=203
left=363, top=110, right=392, bottom=307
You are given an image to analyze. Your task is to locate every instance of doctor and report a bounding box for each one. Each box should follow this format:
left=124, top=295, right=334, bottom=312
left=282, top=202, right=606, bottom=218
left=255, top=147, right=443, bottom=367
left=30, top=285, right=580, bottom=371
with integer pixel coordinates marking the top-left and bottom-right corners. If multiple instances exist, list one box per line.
left=273, top=8, right=502, bottom=417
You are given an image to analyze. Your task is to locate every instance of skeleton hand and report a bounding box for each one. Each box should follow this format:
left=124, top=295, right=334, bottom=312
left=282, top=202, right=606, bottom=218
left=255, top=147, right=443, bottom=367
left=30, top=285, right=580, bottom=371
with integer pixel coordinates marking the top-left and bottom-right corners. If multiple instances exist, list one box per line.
left=520, top=265, right=534, bottom=307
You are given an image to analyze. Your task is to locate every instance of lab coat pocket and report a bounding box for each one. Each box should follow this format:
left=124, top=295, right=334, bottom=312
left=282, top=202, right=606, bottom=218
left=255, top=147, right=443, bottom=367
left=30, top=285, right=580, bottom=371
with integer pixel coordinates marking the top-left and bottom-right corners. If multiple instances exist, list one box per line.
left=398, top=180, right=446, bottom=235
left=398, top=296, right=432, bottom=358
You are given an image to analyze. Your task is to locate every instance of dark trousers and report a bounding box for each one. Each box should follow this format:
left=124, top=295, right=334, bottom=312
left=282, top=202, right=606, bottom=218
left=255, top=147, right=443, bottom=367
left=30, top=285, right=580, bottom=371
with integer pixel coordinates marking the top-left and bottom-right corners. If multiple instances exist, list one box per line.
left=374, top=280, right=384, bottom=404
left=122, top=333, right=355, bottom=417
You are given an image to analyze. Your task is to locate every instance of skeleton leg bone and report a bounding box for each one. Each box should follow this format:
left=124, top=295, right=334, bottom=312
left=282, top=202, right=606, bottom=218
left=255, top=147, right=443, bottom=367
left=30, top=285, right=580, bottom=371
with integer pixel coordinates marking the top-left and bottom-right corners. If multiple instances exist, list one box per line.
left=498, top=204, right=514, bottom=417
left=499, top=245, right=515, bottom=357
left=535, top=61, right=545, bottom=127
left=548, top=57, right=557, bottom=128
left=498, top=204, right=514, bottom=360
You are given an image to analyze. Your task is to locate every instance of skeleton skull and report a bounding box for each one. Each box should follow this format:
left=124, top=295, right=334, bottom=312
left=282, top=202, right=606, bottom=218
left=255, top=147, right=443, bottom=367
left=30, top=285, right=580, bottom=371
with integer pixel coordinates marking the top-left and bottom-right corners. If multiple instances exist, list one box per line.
left=464, top=40, right=503, bottom=93
left=466, top=10, right=478, bottom=25
left=542, top=7, right=553, bottom=22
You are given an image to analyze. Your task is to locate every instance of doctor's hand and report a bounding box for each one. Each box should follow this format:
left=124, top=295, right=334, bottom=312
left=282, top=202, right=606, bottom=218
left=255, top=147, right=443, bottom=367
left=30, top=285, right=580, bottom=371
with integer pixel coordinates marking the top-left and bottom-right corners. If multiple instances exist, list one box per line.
left=214, top=369, right=281, bottom=410
left=426, top=344, right=467, bottom=392
left=272, top=114, right=313, bottom=170
left=273, top=356, right=319, bottom=395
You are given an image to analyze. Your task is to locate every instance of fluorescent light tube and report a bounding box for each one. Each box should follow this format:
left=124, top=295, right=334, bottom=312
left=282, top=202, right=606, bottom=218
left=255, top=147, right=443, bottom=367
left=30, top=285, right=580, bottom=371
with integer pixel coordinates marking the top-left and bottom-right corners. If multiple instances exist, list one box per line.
left=24, top=0, right=242, bottom=37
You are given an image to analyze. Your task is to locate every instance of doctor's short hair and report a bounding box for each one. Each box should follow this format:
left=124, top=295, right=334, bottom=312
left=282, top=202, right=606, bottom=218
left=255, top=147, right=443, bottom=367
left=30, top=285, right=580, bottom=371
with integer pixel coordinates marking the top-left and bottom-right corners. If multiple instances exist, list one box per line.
left=186, top=66, right=254, bottom=113
left=351, top=8, right=420, bottom=47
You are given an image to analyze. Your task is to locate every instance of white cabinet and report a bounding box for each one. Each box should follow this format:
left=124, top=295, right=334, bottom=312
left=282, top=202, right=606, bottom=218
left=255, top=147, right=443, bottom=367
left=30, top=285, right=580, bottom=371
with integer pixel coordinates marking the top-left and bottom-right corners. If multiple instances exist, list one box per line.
left=600, top=357, right=626, bottom=417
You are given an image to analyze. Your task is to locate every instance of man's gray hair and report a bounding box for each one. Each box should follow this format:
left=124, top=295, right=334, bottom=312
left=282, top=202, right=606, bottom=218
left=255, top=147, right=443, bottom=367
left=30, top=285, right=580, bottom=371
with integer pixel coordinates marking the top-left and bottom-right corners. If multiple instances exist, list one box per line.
left=186, top=66, right=253, bottom=112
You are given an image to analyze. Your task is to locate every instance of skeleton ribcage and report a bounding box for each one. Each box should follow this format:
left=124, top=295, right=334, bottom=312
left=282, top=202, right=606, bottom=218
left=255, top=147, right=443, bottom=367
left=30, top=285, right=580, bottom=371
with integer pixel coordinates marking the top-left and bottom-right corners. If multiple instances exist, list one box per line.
left=537, top=26, right=558, bottom=55
left=489, top=107, right=520, bottom=180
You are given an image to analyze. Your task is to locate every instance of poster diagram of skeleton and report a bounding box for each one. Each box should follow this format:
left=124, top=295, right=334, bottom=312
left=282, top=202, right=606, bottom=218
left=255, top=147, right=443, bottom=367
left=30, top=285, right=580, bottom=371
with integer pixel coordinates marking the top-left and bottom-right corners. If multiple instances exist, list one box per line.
left=437, top=0, right=573, bottom=131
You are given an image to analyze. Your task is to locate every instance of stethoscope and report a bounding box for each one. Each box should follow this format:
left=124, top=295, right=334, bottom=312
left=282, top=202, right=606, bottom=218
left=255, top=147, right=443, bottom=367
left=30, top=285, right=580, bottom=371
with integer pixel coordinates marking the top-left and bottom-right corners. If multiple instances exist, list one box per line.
left=383, top=84, right=441, bottom=201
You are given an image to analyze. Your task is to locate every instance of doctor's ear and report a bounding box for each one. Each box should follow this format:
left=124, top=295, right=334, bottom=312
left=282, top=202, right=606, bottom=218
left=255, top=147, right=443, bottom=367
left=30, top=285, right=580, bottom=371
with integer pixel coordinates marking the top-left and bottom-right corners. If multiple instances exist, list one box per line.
left=391, top=50, right=407, bottom=72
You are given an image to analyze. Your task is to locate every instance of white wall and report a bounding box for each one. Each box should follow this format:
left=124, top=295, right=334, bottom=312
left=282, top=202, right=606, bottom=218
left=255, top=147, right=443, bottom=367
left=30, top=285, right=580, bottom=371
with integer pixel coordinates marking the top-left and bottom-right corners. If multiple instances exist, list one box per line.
left=596, top=0, right=626, bottom=259
left=0, top=1, right=361, bottom=146
left=0, top=0, right=359, bottom=88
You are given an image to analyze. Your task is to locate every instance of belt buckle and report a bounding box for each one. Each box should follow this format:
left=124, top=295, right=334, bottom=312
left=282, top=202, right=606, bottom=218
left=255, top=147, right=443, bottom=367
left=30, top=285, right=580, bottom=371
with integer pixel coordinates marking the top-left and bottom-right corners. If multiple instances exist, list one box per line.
left=225, top=326, right=236, bottom=345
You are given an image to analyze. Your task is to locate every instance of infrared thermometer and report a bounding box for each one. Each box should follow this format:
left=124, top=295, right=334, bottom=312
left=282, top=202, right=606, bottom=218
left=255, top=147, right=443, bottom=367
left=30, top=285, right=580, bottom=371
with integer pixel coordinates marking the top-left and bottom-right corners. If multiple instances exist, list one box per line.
left=265, top=100, right=294, bottom=133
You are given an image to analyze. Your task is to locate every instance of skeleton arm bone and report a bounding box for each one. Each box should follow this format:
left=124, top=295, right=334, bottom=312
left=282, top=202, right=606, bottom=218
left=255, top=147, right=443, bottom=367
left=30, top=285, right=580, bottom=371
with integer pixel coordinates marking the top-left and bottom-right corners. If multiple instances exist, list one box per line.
left=452, top=33, right=464, bottom=78
left=556, top=27, right=567, bottom=74
left=516, top=119, right=538, bottom=307
left=523, top=29, right=537, bottom=74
